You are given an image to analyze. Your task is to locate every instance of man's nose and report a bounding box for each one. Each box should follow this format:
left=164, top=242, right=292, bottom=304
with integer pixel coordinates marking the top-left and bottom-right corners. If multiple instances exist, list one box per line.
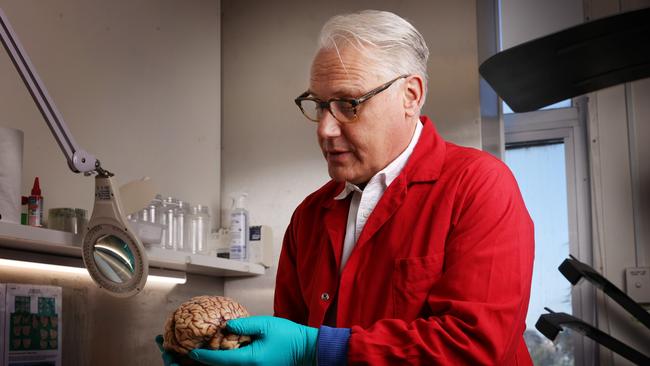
left=317, top=108, right=342, bottom=139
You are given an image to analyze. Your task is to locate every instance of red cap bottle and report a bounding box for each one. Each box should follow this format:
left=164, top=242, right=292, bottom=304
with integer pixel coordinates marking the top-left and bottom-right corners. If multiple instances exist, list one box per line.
left=31, top=177, right=41, bottom=196
left=27, top=177, right=43, bottom=227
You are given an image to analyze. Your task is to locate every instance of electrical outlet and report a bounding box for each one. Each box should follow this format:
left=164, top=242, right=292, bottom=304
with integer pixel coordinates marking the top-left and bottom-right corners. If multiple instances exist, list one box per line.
left=625, top=267, right=650, bottom=304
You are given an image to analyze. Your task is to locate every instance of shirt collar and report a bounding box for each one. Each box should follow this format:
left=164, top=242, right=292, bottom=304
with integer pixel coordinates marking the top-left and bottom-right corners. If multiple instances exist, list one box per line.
left=334, top=121, right=423, bottom=200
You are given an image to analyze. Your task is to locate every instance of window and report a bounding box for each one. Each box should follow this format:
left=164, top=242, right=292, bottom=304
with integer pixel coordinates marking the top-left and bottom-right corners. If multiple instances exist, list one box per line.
left=506, top=141, right=574, bottom=365
left=503, top=100, right=572, bottom=114
left=504, top=106, right=594, bottom=365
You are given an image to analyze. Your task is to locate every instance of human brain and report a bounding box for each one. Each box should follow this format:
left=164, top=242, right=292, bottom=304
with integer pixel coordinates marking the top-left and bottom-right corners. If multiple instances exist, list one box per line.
left=163, top=295, right=250, bottom=356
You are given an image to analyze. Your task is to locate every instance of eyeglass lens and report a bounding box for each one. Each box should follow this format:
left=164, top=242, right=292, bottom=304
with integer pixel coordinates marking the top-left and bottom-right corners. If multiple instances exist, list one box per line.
left=299, top=100, right=357, bottom=122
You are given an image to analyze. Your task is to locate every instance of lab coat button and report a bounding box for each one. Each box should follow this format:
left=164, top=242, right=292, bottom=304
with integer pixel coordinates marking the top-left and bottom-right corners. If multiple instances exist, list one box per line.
left=320, top=292, right=330, bottom=301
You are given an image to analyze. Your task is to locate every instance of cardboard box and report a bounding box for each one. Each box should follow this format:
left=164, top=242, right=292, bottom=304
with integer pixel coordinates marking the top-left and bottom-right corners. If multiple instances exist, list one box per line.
left=248, top=225, right=273, bottom=268
left=3, top=284, right=62, bottom=366
left=0, top=284, right=5, bottom=364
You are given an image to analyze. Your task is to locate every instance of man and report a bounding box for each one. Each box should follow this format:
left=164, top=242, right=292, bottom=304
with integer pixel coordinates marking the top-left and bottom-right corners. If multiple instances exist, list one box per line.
left=167, top=9, right=534, bottom=365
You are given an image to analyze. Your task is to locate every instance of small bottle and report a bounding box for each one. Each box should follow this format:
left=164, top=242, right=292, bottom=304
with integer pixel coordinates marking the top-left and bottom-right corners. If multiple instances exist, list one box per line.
left=174, top=200, right=190, bottom=252
left=27, top=177, right=43, bottom=227
left=148, top=195, right=163, bottom=224
left=189, top=205, right=210, bottom=255
left=229, top=194, right=249, bottom=261
left=163, top=197, right=178, bottom=250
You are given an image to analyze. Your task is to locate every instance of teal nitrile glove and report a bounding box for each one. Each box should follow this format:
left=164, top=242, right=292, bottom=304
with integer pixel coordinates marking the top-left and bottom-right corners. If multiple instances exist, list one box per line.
left=189, top=315, right=318, bottom=366
left=155, top=335, right=180, bottom=366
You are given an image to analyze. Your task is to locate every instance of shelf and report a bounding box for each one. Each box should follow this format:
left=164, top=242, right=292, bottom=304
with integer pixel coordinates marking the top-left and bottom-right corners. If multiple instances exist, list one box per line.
left=147, top=247, right=265, bottom=277
left=0, top=221, right=265, bottom=277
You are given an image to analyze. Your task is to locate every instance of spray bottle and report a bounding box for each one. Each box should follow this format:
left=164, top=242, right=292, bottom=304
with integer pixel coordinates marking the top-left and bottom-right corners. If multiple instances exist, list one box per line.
left=229, top=193, right=249, bottom=261
left=27, top=177, right=43, bottom=227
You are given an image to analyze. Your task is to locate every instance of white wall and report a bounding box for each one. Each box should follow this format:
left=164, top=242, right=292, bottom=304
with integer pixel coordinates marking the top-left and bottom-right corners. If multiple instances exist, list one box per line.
left=583, top=1, right=650, bottom=365
left=500, top=0, right=583, bottom=50
left=220, top=0, right=481, bottom=315
left=0, top=1, right=224, bottom=364
left=0, top=0, right=222, bottom=226
left=498, top=1, right=650, bottom=363
left=0, top=265, right=223, bottom=365
left=630, top=80, right=650, bottom=266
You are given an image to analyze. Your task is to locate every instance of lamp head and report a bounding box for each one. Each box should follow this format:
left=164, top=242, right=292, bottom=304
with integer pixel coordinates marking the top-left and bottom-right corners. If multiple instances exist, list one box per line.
left=81, top=172, right=148, bottom=297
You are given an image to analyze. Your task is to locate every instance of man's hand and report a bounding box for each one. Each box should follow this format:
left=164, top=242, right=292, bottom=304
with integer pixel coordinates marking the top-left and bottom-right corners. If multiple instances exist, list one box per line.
left=189, top=316, right=318, bottom=366
left=155, top=335, right=180, bottom=366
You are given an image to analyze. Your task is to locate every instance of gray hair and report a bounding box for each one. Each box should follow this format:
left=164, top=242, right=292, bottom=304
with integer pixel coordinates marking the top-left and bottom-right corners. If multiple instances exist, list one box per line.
left=318, top=10, right=429, bottom=92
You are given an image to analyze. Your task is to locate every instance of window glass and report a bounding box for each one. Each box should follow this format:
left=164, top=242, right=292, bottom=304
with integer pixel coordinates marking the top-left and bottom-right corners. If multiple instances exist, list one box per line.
left=503, top=100, right=572, bottom=114
left=505, top=142, right=574, bottom=366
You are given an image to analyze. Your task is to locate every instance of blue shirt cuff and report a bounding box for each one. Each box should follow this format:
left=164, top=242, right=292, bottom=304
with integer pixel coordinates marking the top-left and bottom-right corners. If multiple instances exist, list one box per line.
left=317, top=326, right=350, bottom=366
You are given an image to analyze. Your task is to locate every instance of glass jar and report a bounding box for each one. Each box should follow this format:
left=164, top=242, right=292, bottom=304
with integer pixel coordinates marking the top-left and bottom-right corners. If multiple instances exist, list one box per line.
left=174, top=201, right=190, bottom=252
left=134, top=194, right=161, bottom=223
left=189, top=205, right=210, bottom=255
left=48, top=208, right=87, bottom=236
left=75, top=208, right=88, bottom=234
left=48, top=208, right=75, bottom=233
left=148, top=194, right=163, bottom=224
left=162, top=197, right=178, bottom=250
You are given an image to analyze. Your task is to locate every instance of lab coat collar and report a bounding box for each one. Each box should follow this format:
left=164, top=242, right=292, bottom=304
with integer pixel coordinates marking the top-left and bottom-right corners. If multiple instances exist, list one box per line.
left=404, top=115, right=446, bottom=184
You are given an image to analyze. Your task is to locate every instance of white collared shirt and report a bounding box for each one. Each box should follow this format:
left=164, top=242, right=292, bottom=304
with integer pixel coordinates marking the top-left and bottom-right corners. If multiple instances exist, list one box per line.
left=334, top=121, right=423, bottom=271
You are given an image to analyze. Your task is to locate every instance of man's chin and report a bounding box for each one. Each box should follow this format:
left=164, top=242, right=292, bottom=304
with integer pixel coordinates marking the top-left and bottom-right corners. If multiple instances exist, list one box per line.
left=328, top=168, right=368, bottom=185
left=328, top=167, right=349, bottom=183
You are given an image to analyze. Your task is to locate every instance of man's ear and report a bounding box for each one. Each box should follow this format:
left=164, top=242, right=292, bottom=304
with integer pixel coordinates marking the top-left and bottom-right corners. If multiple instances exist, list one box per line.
left=403, top=75, right=425, bottom=117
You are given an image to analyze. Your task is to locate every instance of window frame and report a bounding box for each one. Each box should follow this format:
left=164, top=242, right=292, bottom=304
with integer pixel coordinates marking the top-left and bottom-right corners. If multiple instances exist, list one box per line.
left=504, top=102, right=596, bottom=366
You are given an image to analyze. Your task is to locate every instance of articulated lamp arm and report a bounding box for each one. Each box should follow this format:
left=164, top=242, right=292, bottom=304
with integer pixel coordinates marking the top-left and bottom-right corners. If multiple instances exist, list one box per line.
left=0, top=7, right=107, bottom=175
left=0, top=7, right=149, bottom=297
left=536, top=309, right=650, bottom=365
left=560, top=255, right=650, bottom=330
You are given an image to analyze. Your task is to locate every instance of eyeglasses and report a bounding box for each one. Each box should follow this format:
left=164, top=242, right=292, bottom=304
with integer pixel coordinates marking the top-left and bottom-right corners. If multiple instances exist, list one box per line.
left=294, top=74, right=409, bottom=123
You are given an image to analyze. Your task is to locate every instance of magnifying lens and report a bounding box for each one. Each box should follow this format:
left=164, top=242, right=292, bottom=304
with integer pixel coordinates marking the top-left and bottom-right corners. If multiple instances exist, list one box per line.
left=1, top=8, right=148, bottom=296
left=82, top=170, right=149, bottom=297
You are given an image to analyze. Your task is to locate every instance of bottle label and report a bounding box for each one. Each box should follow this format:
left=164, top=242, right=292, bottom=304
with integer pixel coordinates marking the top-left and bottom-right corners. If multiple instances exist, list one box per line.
left=27, top=196, right=42, bottom=227
left=229, top=212, right=247, bottom=260
left=249, top=226, right=261, bottom=241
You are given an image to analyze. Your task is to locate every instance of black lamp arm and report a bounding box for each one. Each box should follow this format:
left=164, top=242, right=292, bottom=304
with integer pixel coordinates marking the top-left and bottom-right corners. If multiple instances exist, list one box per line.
left=560, top=256, right=650, bottom=330
left=536, top=310, right=650, bottom=365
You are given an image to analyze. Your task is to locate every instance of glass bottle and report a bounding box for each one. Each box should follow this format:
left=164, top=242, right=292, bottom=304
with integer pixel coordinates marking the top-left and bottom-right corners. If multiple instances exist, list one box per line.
left=189, top=205, right=210, bottom=255
left=175, top=201, right=190, bottom=252
left=163, top=197, right=178, bottom=250
left=147, top=194, right=163, bottom=224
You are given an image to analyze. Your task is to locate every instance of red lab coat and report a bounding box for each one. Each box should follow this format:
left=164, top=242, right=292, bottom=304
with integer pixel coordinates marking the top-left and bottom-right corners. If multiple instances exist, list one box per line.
left=274, top=116, right=534, bottom=365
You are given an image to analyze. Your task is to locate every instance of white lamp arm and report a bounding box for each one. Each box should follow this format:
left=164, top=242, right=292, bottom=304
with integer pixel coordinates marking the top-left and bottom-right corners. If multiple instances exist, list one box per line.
left=0, top=7, right=99, bottom=174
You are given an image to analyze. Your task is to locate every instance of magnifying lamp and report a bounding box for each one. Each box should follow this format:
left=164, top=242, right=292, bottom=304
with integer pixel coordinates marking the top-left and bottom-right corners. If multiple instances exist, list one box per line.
left=0, top=8, right=148, bottom=297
